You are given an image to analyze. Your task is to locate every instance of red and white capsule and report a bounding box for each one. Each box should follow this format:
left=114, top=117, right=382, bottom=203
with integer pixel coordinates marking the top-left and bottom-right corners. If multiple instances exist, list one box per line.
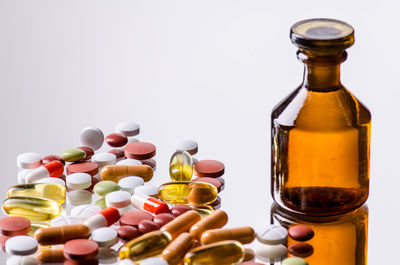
left=83, top=207, right=120, bottom=231
left=25, top=161, right=64, bottom=184
left=131, top=194, right=169, bottom=215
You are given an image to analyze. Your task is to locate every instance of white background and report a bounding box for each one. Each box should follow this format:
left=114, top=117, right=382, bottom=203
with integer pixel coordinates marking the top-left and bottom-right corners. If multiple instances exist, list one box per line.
left=0, top=0, right=399, bottom=264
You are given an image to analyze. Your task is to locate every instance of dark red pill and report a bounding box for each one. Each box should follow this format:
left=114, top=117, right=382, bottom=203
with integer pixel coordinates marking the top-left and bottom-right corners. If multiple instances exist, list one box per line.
left=119, top=210, right=153, bottom=227
left=288, top=225, right=314, bottom=241
left=64, top=259, right=99, bottom=265
left=77, top=146, right=94, bottom=160
left=124, top=142, right=156, bottom=160
left=0, top=216, right=31, bottom=236
left=108, top=149, right=125, bottom=159
left=170, top=205, right=192, bottom=217
left=106, top=133, right=128, bottom=148
left=117, top=226, right=141, bottom=242
left=138, top=220, right=160, bottom=234
left=193, top=160, right=225, bottom=178
left=210, top=196, right=222, bottom=209
left=288, top=242, right=314, bottom=258
left=64, top=239, right=98, bottom=261
left=153, top=213, right=175, bottom=226
left=141, top=159, right=156, bottom=170
left=66, top=162, right=99, bottom=176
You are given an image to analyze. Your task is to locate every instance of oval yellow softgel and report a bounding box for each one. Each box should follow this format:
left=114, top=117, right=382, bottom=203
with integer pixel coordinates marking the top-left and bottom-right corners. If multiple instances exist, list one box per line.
left=7, top=183, right=66, bottom=204
left=169, top=150, right=193, bottom=181
left=3, top=197, right=61, bottom=221
left=158, top=181, right=218, bottom=206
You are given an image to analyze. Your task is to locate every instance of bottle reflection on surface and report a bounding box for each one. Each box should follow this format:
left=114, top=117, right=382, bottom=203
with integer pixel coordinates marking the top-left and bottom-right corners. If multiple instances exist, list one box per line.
left=271, top=203, right=368, bottom=265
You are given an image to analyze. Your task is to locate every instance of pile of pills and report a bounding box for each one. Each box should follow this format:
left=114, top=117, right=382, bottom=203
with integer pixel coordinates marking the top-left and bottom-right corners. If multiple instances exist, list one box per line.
left=2, top=122, right=309, bottom=265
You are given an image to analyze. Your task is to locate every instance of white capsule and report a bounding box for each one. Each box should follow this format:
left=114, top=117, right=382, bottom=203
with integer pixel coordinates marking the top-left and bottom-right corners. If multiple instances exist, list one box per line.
left=70, top=204, right=102, bottom=220
left=67, top=190, right=92, bottom=206
left=118, top=176, right=144, bottom=194
left=83, top=213, right=108, bottom=231
left=66, top=173, right=92, bottom=190
left=91, top=227, right=118, bottom=247
left=134, top=184, right=158, bottom=197
left=5, top=236, right=38, bottom=256
left=116, top=159, right=142, bottom=166
left=25, top=167, right=50, bottom=184
left=105, top=191, right=131, bottom=208
left=17, top=153, right=42, bottom=169
left=115, top=121, right=140, bottom=137
left=255, top=244, right=287, bottom=263
left=92, top=153, right=117, bottom=168
left=18, top=169, right=33, bottom=184
left=80, top=126, right=104, bottom=150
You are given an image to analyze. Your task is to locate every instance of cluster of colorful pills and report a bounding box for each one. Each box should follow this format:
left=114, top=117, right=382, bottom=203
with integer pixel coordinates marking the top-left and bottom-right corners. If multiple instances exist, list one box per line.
left=2, top=122, right=308, bottom=264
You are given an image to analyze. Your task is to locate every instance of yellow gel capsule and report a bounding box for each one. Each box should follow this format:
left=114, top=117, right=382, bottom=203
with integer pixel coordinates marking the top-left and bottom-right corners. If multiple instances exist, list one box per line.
left=169, top=150, right=193, bottom=181
left=184, top=240, right=245, bottom=265
left=7, top=183, right=66, bottom=204
left=119, top=230, right=172, bottom=261
left=3, top=197, right=61, bottom=221
left=158, top=181, right=218, bottom=206
left=190, top=205, right=215, bottom=218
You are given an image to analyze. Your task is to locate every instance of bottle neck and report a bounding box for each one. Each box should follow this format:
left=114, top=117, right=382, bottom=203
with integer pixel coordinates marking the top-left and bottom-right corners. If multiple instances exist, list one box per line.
left=298, top=50, right=346, bottom=91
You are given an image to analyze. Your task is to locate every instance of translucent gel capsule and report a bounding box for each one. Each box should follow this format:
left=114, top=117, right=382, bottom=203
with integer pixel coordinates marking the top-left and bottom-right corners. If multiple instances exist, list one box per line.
left=169, top=150, right=193, bottom=181
left=7, top=183, right=66, bottom=204
left=158, top=181, right=217, bottom=206
left=119, top=230, right=172, bottom=261
left=3, top=197, right=61, bottom=221
left=183, top=240, right=244, bottom=265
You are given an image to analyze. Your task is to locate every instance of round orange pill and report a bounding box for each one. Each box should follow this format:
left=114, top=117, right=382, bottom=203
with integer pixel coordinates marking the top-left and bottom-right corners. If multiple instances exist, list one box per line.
left=193, top=160, right=225, bottom=178
left=124, top=142, right=156, bottom=160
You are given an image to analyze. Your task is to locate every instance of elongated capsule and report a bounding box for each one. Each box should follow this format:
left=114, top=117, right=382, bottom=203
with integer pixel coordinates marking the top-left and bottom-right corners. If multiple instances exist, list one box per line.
left=184, top=240, right=244, bottom=265
left=169, top=150, right=193, bottom=181
left=158, top=181, right=218, bottom=206
left=189, top=209, right=228, bottom=240
left=2, top=197, right=61, bottom=221
left=25, top=161, right=64, bottom=184
left=7, top=183, right=66, bottom=204
left=34, top=224, right=91, bottom=245
left=83, top=207, right=120, bottom=231
left=36, top=248, right=66, bottom=263
left=131, top=194, right=170, bottom=215
left=119, top=230, right=172, bottom=261
left=161, top=210, right=201, bottom=240
left=161, top=232, right=194, bottom=265
left=100, top=165, right=153, bottom=182
left=200, top=227, right=256, bottom=245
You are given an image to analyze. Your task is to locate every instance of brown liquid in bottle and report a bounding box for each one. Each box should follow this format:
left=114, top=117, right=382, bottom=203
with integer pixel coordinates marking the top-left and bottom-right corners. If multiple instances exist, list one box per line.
left=271, top=203, right=368, bottom=265
left=271, top=19, right=371, bottom=215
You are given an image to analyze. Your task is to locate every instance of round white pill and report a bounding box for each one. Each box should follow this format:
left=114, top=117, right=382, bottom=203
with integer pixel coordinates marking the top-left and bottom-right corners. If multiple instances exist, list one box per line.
left=98, top=247, right=119, bottom=264
left=67, top=190, right=92, bottom=206
left=66, top=173, right=92, bottom=190
left=34, top=177, right=65, bottom=186
left=17, top=153, right=42, bottom=169
left=92, top=153, right=117, bottom=167
left=51, top=216, right=82, bottom=226
left=176, top=140, right=198, bottom=155
left=7, top=255, right=39, bottom=265
left=134, top=184, right=158, bottom=197
left=116, top=159, right=142, bottom=166
left=257, top=225, right=288, bottom=245
left=91, top=227, right=118, bottom=247
left=119, top=259, right=136, bottom=265
left=255, top=244, right=287, bottom=263
left=140, top=257, right=168, bottom=265
left=71, top=204, right=102, bottom=220
left=116, top=122, right=140, bottom=137
left=6, top=236, right=38, bottom=256
left=80, top=127, right=104, bottom=150
left=118, top=176, right=144, bottom=194
left=105, top=191, right=131, bottom=208
left=18, top=169, right=33, bottom=184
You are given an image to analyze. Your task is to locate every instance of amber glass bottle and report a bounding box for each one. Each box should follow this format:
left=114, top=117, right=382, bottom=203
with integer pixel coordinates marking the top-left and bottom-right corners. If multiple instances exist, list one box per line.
left=271, top=203, right=368, bottom=265
left=271, top=19, right=371, bottom=215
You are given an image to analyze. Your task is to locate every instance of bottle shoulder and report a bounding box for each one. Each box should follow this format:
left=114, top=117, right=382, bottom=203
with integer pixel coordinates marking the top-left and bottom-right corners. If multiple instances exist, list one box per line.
left=271, top=85, right=371, bottom=130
